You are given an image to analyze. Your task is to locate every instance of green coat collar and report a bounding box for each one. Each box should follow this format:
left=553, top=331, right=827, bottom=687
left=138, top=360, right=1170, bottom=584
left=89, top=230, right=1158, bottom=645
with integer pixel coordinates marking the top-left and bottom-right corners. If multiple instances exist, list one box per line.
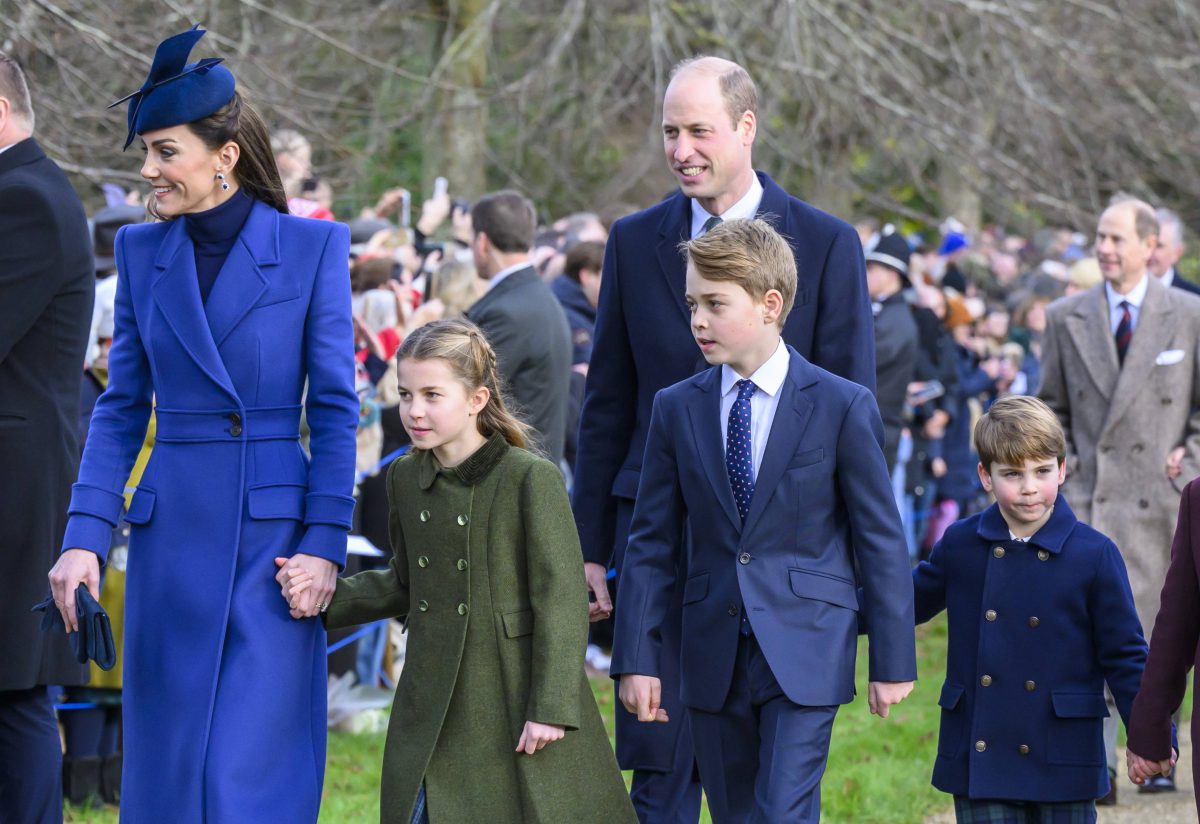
left=416, top=431, right=510, bottom=490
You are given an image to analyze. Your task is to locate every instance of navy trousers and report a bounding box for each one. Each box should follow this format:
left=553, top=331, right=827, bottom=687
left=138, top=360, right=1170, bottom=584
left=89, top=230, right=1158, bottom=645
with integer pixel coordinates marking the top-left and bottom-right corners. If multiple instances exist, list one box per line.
left=689, top=633, right=837, bottom=824
left=612, top=499, right=702, bottom=824
left=0, top=687, right=63, bottom=824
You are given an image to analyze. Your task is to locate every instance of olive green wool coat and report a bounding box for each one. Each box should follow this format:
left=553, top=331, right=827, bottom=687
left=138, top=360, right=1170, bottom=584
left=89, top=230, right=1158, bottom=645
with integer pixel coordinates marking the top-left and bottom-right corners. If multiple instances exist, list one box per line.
left=325, top=434, right=635, bottom=824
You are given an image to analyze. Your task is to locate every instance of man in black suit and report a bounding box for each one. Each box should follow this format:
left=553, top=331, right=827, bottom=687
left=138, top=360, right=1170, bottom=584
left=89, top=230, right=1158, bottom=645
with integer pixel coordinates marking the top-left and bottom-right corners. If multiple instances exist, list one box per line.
left=465, top=190, right=572, bottom=466
left=1150, top=207, right=1200, bottom=296
left=0, top=54, right=93, bottom=822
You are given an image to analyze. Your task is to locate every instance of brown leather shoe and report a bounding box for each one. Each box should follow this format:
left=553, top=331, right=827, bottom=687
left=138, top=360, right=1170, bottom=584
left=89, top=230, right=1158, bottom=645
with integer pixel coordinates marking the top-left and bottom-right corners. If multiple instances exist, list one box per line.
left=1097, top=780, right=1118, bottom=806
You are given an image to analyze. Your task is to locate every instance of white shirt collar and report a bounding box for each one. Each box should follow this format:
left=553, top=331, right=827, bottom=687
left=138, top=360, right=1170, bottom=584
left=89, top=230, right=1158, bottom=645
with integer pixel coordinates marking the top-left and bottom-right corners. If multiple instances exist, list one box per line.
left=721, top=338, right=789, bottom=399
left=1008, top=530, right=1031, bottom=543
left=0, top=143, right=14, bottom=156
left=691, top=174, right=764, bottom=239
left=1105, top=273, right=1149, bottom=310
left=489, top=261, right=530, bottom=290
left=1159, top=268, right=1176, bottom=288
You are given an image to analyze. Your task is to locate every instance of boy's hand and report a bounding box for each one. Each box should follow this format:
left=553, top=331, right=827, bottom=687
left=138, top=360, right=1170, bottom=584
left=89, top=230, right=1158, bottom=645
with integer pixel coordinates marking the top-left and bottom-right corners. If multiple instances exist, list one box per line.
left=515, top=720, right=565, bottom=755
left=868, top=681, right=914, bottom=718
left=1127, top=748, right=1177, bottom=784
left=619, top=674, right=669, bottom=723
left=583, top=562, right=612, bottom=622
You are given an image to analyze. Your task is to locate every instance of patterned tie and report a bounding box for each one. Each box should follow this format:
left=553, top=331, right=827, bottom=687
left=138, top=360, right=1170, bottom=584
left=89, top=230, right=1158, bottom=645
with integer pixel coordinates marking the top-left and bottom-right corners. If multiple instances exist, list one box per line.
left=701, top=215, right=722, bottom=236
left=1115, top=300, right=1133, bottom=366
left=726, top=379, right=757, bottom=522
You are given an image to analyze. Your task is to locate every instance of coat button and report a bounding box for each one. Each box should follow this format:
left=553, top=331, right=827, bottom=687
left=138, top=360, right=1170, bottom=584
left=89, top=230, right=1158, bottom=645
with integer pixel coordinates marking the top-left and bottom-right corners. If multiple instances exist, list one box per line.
left=1096, top=496, right=1107, bottom=505
left=418, top=600, right=429, bottom=612
left=1139, top=499, right=1149, bottom=510
left=1101, top=445, right=1113, bottom=454
left=727, top=604, right=738, bottom=617
left=457, top=514, right=469, bottom=526
left=457, top=603, right=468, bottom=615
left=457, top=559, right=468, bottom=571
left=985, top=609, right=997, bottom=622
left=229, top=412, right=243, bottom=437
left=1025, top=680, right=1036, bottom=691
left=980, top=674, right=993, bottom=687
left=738, top=552, right=751, bottom=565
left=993, top=547, right=1005, bottom=558
left=420, top=510, right=431, bottom=522
left=1037, top=550, right=1049, bottom=561
left=1132, top=443, right=1144, bottom=454
left=975, top=740, right=987, bottom=753
left=1163, top=397, right=1173, bottom=405
left=1028, top=616, right=1040, bottom=628
left=1018, top=744, right=1030, bottom=755
left=417, top=556, right=429, bottom=568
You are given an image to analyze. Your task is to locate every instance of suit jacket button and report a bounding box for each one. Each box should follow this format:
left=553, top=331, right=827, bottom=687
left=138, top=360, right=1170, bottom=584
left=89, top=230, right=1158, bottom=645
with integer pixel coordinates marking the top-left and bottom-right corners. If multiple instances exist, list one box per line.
left=1037, top=550, right=1050, bottom=561
left=738, top=552, right=751, bottom=565
left=1025, top=680, right=1036, bottom=691
left=1028, top=616, right=1040, bottom=628
left=418, top=556, right=429, bottom=568
left=457, top=559, right=468, bottom=571
left=1018, top=744, right=1030, bottom=755
left=985, top=609, right=997, bottom=622
left=457, top=603, right=469, bottom=615
left=457, top=514, right=469, bottom=526
left=993, top=547, right=1005, bottom=558
left=420, top=510, right=431, bottom=522
left=975, top=740, right=987, bottom=752
left=727, top=604, right=738, bottom=617
left=418, top=600, right=429, bottom=612
left=980, top=674, right=993, bottom=687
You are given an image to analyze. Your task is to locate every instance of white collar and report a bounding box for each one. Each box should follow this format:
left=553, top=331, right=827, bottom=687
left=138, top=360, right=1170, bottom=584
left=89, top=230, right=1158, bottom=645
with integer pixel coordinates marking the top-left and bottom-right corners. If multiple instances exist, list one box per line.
left=721, top=339, right=789, bottom=399
left=692, top=174, right=764, bottom=237
left=1105, top=273, right=1149, bottom=309
left=489, top=261, right=529, bottom=289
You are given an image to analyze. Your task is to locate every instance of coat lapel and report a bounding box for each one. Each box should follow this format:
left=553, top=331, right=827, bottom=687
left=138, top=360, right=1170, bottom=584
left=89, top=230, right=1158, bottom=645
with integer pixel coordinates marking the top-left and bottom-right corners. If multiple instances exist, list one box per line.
left=1064, top=286, right=1118, bottom=397
left=687, top=369, right=743, bottom=533
left=204, top=202, right=275, bottom=348
left=742, top=350, right=816, bottom=534
left=151, top=219, right=238, bottom=400
left=655, top=194, right=693, bottom=325
left=1105, top=277, right=1174, bottom=432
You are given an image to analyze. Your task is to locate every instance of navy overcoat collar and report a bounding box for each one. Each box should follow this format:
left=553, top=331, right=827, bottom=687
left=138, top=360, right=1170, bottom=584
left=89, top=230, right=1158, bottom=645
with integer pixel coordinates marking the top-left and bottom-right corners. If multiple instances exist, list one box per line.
left=975, top=493, right=1077, bottom=555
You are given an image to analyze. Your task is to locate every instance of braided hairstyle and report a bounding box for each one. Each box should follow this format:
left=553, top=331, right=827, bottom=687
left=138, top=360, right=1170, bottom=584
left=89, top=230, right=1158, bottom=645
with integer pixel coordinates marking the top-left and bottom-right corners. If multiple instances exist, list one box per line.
left=394, top=319, right=532, bottom=450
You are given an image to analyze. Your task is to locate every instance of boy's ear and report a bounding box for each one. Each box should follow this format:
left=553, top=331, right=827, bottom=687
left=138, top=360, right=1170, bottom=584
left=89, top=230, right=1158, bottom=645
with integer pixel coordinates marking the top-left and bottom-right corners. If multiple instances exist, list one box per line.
left=762, top=289, right=784, bottom=325
left=976, top=461, right=993, bottom=493
left=1057, top=458, right=1067, bottom=485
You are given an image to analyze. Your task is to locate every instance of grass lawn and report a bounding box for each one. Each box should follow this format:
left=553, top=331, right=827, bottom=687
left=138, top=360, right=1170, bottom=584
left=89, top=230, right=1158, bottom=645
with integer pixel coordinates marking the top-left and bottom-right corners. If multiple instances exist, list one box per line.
left=67, top=616, right=954, bottom=823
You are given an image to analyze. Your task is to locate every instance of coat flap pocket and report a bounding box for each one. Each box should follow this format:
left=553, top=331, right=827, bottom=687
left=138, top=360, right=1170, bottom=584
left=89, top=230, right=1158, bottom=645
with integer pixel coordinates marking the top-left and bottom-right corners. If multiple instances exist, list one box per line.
left=787, top=448, right=825, bottom=470
left=938, top=682, right=964, bottom=710
left=1051, top=691, right=1109, bottom=718
left=247, top=483, right=306, bottom=520
left=502, top=609, right=534, bottom=638
left=124, top=488, right=157, bottom=524
left=788, top=568, right=859, bottom=610
left=682, top=572, right=709, bottom=605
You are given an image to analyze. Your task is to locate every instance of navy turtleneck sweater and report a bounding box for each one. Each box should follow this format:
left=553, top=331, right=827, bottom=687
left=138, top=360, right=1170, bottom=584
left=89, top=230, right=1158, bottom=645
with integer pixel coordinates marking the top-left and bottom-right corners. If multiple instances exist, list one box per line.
left=183, top=188, right=255, bottom=304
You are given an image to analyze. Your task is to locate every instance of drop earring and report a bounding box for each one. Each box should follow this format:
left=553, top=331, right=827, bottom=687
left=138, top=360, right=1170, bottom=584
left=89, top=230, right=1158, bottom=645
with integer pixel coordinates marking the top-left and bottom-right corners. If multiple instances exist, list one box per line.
left=216, top=172, right=230, bottom=191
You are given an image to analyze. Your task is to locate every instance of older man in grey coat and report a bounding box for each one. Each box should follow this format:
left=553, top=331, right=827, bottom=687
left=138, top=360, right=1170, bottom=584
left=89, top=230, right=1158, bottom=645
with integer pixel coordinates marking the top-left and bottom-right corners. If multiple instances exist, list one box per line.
left=1039, top=196, right=1200, bottom=797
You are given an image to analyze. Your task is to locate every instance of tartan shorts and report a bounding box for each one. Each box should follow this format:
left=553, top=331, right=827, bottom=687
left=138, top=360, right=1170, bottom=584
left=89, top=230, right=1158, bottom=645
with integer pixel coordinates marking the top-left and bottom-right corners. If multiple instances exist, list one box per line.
left=953, top=796, right=1097, bottom=824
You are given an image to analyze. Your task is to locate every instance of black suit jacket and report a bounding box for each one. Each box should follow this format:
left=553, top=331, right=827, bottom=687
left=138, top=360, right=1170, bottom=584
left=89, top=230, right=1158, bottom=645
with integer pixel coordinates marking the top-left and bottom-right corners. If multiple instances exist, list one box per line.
left=466, top=266, right=572, bottom=466
left=0, top=138, right=93, bottom=689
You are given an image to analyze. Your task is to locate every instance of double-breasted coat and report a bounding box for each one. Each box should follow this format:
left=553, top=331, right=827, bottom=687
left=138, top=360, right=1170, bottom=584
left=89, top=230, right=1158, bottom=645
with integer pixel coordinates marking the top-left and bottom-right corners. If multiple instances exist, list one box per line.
left=324, top=434, right=636, bottom=824
left=62, top=200, right=358, bottom=823
left=913, top=497, right=1147, bottom=802
left=1038, top=277, right=1200, bottom=630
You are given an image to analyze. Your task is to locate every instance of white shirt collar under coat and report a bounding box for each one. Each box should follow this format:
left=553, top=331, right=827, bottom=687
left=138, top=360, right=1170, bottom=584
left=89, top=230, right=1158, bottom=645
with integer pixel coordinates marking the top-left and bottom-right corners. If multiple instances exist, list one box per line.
left=691, top=174, right=764, bottom=239
left=720, top=338, right=789, bottom=400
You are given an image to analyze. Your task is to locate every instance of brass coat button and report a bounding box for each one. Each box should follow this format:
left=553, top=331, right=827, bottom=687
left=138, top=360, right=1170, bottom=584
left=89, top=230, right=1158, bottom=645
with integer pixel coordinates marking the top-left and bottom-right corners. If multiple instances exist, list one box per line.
left=457, top=514, right=469, bottom=526
left=1018, top=744, right=1030, bottom=755
left=985, top=610, right=997, bottom=622
left=457, top=603, right=468, bottom=615
left=993, top=547, right=1005, bottom=558
left=980, top=674, right=993, bottom=687
left=419, top=510, right=431, bottom=522
left=975, top=740, right=987, bottom=752
left=418, top=556, right=429, bottom=568
left=1025, top=680, right=1036, bottom=691
left=457, top=559, right=468, bottom=571
left=738, top=552, right=751, bottom=565
left=418, top=600, right=429, bottom=612
left=1028, top=616, right=1040, bottom=628
left=1037, top=550, right=1049, bottom=561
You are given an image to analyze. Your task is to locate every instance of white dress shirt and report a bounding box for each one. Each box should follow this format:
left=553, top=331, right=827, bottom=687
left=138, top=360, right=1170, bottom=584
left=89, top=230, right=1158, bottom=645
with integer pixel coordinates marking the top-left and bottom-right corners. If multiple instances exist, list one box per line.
left=719, top=339, right=789, bottom=483
left=488, top=260, right=529, bottom=290
left=691, top=175, right=764, bottom=239
left=1160, top=268, right=1177, bottom=289
left=1105, top=274, right=1149, bottom=335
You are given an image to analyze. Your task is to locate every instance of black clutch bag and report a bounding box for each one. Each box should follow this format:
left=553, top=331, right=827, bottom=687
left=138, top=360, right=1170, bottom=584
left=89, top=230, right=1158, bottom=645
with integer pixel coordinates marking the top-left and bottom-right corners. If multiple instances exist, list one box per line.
left=32, top=583, right=116, bottom=671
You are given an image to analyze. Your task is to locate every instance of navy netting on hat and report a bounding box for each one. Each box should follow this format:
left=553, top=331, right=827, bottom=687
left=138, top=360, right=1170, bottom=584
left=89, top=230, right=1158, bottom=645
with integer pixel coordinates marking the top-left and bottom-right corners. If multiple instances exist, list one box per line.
left=109, top=25, right=236, bottom=150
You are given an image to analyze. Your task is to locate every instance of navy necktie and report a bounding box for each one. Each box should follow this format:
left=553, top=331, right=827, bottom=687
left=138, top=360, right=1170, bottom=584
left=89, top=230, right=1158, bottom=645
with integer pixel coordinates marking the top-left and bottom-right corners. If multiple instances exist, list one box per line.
left=1115, top=300, right=1132, bottom=366
left=701, top=215, right=722, bottom=236
left=726, top=379, right=757, bottom=522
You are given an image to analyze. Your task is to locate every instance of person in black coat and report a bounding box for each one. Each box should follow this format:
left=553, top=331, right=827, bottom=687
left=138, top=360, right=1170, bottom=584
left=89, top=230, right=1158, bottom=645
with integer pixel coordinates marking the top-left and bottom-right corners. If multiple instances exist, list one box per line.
left=865, top=229, right=919, bottom=473
left=465, top=190, right=572, bottom=467
left=0, top=53, right=93, bottom=822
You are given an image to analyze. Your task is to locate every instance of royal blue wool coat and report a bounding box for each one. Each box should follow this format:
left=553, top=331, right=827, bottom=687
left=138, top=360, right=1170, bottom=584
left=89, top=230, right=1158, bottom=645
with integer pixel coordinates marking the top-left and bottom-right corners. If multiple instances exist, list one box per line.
left=61, top=200, right=358, bottom=823
left=912, top=497, right=1147, bottom=802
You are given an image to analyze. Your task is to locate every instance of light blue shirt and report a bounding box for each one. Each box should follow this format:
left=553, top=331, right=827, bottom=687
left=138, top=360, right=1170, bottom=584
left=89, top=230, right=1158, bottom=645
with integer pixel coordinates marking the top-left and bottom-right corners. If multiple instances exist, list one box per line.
left=1105, top=275, right=1148, bottom=335
left=719, top=339, right=789, bottom=483
left=691, top=174, right=764, bottom=239
left=489, top=260, right=530, bottom=290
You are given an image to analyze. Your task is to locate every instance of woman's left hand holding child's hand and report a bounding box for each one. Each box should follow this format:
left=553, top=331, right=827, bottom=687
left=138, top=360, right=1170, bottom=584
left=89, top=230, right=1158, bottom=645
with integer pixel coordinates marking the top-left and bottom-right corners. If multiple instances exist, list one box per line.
left=274, top=555, right=337, bottom=619
left=867, top=681, right=914, bottom=718
left=1127, top=748, right=1176, bottom=785
left=515, top=721, right=565, bottom=755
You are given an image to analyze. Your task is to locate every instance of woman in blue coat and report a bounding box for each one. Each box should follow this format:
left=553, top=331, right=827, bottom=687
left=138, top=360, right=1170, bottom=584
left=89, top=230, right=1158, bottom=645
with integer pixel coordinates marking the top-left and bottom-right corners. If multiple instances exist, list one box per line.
left=48, top=27, right=358, bottom=823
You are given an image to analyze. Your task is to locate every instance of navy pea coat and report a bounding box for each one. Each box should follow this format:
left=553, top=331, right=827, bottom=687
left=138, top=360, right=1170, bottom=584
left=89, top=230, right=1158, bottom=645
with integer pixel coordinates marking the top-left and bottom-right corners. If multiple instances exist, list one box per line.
left=912, top=497, right=1147, bottom=802
left=61, top=200, right=358, bottom=823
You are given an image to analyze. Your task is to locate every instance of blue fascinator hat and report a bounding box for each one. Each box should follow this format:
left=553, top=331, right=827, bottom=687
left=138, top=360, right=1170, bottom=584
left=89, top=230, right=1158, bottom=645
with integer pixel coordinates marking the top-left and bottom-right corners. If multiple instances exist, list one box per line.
left=109, top=25, right=236, bottom=151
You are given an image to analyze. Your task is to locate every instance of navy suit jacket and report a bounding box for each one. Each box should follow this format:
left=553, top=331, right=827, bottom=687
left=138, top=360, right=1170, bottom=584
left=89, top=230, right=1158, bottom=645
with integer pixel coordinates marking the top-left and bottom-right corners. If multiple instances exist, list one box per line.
left=572, top=172, right=874, bottom=569
left=610, top=348, right=915, bottom=711
left=913, top=497, right=1147, bottom=802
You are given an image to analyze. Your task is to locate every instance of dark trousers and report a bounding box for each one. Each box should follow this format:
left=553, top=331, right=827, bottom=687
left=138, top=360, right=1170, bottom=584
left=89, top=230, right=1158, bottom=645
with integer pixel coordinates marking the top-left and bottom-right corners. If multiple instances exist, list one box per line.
left=953, top=796, right=1097, bottom=824
left=0, top=687, right=63, bottom=824
left=689, top=633, right=837, bottom=824
left=612, top=499, right=702, bottom=824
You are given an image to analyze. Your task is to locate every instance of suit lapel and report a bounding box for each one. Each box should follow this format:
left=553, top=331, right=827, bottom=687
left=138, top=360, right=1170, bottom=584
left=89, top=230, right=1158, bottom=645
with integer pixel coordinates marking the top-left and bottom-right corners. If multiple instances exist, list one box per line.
left=1064, top=286, right=1118, bottom=397
left=687, top=369, right=743, bottom=533
left=151, top=219, right=237, bottom=400
left=204, top=201, right=275, bottom=347
left=742, top=351, right=816, bottom=534
left=1105, top=277, right=1174, bottom=431
left=655, top=194, right=693, bottom=326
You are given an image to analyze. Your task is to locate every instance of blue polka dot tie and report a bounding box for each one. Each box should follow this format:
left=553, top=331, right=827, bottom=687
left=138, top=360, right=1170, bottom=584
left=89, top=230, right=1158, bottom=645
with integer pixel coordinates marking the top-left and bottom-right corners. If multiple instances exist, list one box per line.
left=726, top=379, right=757, bottom=522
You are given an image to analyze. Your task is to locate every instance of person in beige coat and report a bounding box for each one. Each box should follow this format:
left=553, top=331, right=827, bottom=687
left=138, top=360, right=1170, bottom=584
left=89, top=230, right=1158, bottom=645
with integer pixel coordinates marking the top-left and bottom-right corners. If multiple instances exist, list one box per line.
left=1038, top=196, right=1200, bottom=797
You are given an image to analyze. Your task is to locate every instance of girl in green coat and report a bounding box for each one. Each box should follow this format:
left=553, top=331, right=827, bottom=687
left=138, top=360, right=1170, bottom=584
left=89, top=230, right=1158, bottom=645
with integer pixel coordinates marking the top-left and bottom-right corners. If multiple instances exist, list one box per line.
left=284, top=319, right=635, bottom=824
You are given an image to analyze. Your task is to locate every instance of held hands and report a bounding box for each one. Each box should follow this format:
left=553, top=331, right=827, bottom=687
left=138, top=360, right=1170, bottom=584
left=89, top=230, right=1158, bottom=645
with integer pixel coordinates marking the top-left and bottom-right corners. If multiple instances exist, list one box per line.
left=515, top=721, right=565, bottom=755
left=619, top=674, right=670, bottom=723
left=274, top=554, right=337, bottom=619
left=48, top=549, right=102, bottom=633
left=583, top=562, right=612, bottom=622
left=1167, top=446, right=1186, bottom=480
left=867, top=681, right=914, bottom=719
left=1127, top=748, right=1177, bottom=785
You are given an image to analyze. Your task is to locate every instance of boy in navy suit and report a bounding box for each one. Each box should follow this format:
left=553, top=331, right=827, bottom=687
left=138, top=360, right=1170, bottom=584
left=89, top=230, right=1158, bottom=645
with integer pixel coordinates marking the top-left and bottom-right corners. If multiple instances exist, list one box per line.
left=913, top=395, right=1153, bottom=823
left=611, top=219, right=916, bottom=823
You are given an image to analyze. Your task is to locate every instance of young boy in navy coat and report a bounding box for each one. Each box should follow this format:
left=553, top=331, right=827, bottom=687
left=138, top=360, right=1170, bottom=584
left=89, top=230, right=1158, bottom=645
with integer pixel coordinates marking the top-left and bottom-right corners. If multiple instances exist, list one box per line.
left=913, top=395, right=1149, bottom=823
left=611, top=219, right=917, bottom=823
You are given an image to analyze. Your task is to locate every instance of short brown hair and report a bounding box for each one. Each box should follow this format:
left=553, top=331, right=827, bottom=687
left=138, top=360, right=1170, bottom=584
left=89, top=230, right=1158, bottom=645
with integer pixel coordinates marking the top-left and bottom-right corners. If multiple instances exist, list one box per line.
left=670, top=56, right=758, bottom=128
left=682, top=218, right=796, bottom=325
left=1107, top=193, right=1159, bottom=241
left=472, top=190, right=536, bottom=253
left=974, top=395, right=1066, bottom=471
left=0, top=54, right=34, bottom=129
left=564, top=241, right=604, bottom=283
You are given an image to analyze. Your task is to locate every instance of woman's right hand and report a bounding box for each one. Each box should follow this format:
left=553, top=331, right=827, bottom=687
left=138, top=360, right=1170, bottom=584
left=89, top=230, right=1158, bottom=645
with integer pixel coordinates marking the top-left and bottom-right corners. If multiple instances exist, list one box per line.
left=48, top=549, right=101, bottom=633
